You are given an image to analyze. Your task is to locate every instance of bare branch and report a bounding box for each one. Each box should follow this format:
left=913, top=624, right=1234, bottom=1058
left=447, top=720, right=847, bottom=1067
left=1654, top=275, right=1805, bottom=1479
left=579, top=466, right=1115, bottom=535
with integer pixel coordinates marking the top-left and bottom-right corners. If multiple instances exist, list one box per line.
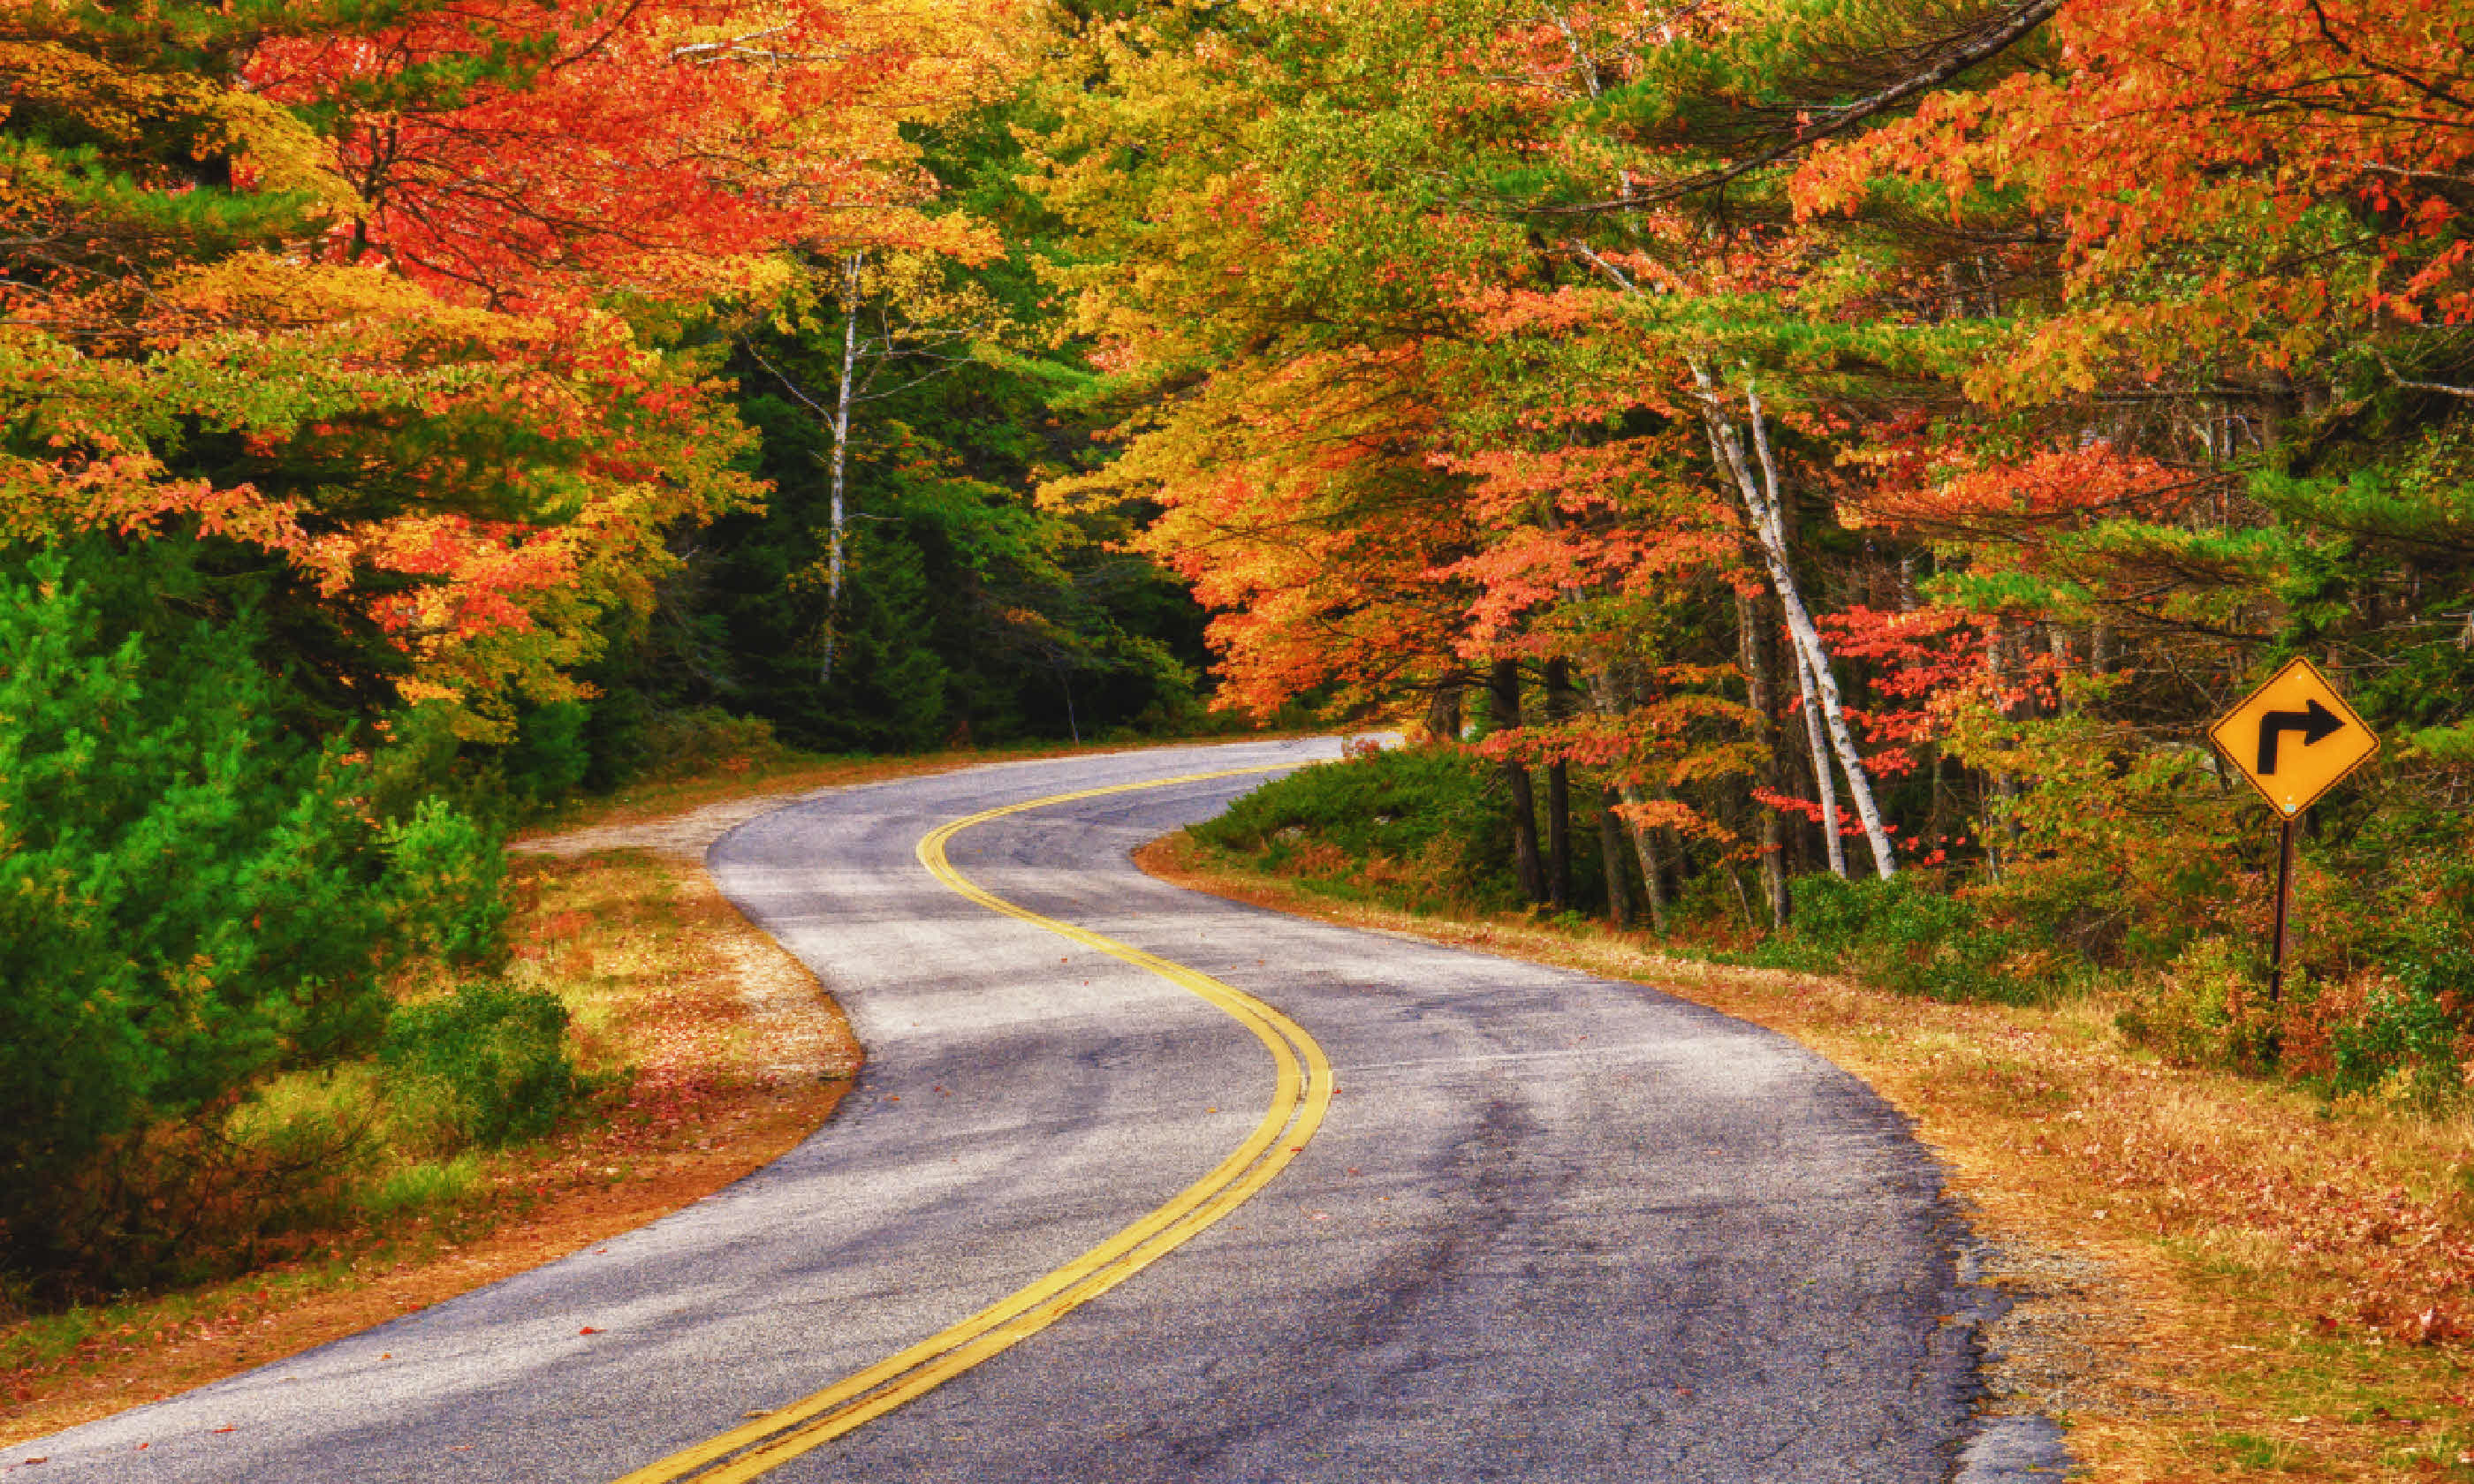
left=2375, top=346, right=2474, bottom=401
left=1562, top=239, right=1646, bottom=296
left=1528, top=0, right=2064, bottom=216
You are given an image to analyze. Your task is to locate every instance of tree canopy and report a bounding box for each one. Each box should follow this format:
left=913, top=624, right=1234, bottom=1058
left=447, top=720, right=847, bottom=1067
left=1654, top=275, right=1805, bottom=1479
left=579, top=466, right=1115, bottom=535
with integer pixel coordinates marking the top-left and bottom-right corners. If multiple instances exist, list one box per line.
left=8, top=0, right=2474, bottom=1248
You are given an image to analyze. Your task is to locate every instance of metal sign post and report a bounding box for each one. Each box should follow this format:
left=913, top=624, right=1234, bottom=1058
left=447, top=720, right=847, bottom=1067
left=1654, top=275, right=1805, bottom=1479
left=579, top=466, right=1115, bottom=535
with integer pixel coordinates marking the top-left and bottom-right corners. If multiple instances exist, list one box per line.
left=2268, top=816, right=2299, bottom=1003
left=2206, top=657, right=2379, bottom=1006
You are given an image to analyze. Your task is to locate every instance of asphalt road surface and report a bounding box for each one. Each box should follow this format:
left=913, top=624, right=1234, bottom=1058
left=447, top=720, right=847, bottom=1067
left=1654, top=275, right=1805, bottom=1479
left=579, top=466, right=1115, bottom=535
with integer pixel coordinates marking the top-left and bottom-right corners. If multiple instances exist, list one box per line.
left=14, top=738, right=2023, bottom=1483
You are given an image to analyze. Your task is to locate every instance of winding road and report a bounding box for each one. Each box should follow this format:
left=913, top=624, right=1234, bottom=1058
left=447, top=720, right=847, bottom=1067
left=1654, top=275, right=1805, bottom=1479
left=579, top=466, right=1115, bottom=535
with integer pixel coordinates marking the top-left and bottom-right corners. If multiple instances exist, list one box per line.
left=13, top=738, right=2015, bottom=1482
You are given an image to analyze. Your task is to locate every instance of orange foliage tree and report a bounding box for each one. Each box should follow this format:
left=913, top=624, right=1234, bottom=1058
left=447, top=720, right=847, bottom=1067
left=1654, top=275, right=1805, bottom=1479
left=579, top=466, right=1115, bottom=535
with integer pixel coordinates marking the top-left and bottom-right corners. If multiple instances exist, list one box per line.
left=1030, top=0, right=2474, bottom=1109
left=3, top=0, right=1008, bottom=733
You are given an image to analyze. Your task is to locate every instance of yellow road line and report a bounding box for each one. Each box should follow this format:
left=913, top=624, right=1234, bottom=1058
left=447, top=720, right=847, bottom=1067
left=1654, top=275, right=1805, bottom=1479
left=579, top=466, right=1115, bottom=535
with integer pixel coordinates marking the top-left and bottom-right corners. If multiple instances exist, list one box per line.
left=614, top=767, right=1332, bottom=1484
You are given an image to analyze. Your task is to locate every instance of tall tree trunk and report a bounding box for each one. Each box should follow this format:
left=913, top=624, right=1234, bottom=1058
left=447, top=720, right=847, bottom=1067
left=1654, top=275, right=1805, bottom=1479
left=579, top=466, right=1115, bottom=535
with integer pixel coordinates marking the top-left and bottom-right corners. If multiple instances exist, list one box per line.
left=1734, top=590, right=1795, bottom=928
left=1923, top=743, right=1947, bottom=860
left=819, top=250, right=863, bottom=685
left=1489, top=658, right=1546, bottom=904
left=1769, top=442, right=1825, bottom=883
left=1581, top=660, right=1671, bottom=933
left=1634, top=798, right=1671, bottom=933
left=1597, top=786, right=1632, bottom=929
left=1694, top=365, right=1899, bottom=877
left=1985, top=618, right=2019, bottom=880
left=1724, top=864, right=1757, bottom=930
left=1792, top=642, right=1848, bottom=879
left=1544, top=658, right=1575, bottom=912
left=1423, top=676, right=1465, bottom=744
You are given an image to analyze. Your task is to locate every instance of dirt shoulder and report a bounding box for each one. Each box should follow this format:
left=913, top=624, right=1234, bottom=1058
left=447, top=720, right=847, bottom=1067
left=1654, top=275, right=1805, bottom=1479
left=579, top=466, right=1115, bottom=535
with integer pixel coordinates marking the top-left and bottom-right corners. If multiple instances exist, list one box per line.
left=1137, top=835, right=2474, bottom=1484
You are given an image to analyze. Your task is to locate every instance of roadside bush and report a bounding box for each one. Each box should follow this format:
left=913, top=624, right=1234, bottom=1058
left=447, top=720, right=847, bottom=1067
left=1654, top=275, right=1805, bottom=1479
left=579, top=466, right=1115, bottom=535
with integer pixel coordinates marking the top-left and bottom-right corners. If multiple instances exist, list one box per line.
left=0, top=544, right=536, bottom=1291
left=1757, top=873, right=2036, bottom=1003
left=2116, top=936, right=2278, bottom=1071
left=383, top=799, right=512, bottom=971
left=2281, top=822, right=2474, bottom=1102
left=641, top=706, right=793, bottom=780
left=359, top=1155, right=483, bottom=1220
left=0, top=547, right=398, bottom=1277
left=2301, top=925, right=2474, bottom=1103
left=4, top=1097, right=377, bottom=1291
left=2326, top=983, right=2470, bottom=1104
left=500, top=700, right=593, bottom=802
left=379, top=983, right=581, bottom=1149
left=580, top=685, right=656, bottom=790
left=1192, top=746, right=1523, bottom=912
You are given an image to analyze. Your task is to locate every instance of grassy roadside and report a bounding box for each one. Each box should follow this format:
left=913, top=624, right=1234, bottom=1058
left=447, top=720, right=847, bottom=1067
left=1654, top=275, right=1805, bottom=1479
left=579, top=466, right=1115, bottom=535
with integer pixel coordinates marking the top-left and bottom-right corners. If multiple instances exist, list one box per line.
left=0, top=791, right=869, bottom=1449
left=1138, top=833, right=2474, bottom=1483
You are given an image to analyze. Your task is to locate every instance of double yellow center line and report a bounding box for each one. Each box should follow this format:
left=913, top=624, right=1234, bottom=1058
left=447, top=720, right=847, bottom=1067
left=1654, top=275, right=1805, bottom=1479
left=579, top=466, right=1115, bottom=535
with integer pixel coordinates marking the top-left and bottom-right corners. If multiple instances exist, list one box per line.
left=617, top=768, right=1332, bottom=1484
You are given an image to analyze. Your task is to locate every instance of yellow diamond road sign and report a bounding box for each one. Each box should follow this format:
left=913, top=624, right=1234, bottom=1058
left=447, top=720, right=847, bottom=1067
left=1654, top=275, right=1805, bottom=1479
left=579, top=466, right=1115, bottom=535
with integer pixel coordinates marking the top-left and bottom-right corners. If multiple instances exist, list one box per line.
left=2206, top=657, right=2379, bottom=817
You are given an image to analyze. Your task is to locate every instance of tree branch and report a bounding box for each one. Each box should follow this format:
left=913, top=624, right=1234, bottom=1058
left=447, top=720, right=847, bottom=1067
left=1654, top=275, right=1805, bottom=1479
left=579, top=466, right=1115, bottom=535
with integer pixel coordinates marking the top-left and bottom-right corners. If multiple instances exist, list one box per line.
left=2375, top=346, right=2474, bottom=401
left=1527, top=0, right=2065, bottom=216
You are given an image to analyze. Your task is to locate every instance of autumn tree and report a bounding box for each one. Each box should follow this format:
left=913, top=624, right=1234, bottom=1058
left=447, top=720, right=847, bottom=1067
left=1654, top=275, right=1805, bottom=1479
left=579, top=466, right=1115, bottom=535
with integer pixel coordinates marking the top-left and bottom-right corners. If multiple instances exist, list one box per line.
left=4, top=0, right=1000, bottom=735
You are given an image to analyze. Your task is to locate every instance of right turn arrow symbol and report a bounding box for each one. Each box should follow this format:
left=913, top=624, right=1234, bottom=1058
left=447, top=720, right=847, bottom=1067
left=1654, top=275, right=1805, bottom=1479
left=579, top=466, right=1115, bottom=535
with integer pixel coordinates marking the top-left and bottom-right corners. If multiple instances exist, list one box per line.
left=2255, top=699, right=2346, bottom=775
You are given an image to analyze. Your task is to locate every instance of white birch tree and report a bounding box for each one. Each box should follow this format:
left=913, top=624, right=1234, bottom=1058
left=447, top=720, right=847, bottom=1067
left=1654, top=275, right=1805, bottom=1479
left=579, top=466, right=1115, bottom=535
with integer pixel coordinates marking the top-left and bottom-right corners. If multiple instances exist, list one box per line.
left=1690, top=364, right=1897, bottom=877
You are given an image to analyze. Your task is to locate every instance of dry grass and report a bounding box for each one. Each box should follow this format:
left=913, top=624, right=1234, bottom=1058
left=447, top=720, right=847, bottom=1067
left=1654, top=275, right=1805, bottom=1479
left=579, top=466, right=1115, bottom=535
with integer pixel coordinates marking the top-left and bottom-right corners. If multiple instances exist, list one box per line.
left=1140, top=836, right=2474, bottom=1482
left=0, top=839, right=858, bottom=1449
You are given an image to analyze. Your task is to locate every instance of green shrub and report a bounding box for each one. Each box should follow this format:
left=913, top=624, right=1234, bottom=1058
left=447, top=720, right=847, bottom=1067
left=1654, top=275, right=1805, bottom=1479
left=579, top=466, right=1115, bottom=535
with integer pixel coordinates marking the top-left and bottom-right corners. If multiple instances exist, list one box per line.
left=581, top=685, right=655, bottom=790
left=2116, top=936, right=2277, bottom=1070
left=359, top=1155, right=482, bottom=1219
left=11, top=1102, right=377, bottom=1291
left=1757, top=873, right=2035, bottom=1003
left=382, top=798, right=511, bottom=970
left=379, top=983, right=579, bottom=1149
left=641, top=706, right=792, bottom=779
left=2313, top=921, right=2471, bottom=1103
left=2326, top=985, right=2467, bottom=1104
left=501, top=700, right=593, bottom=802
left=1193, top=746, right=1523, bottom=910
left=0, top=546, right=397, bottom=1276
left=2291, top=839, right=2474, bottom=1102
left=1754, top=872, right=1880, bottom=968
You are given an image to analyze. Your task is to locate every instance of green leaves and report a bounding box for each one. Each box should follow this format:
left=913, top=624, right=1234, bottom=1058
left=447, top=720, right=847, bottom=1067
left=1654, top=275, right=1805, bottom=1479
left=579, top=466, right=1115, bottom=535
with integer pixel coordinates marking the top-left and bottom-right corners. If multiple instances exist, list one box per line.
left=0, top=545, right=395, bottom=1236
left=381, top=799, right=511, bottom=972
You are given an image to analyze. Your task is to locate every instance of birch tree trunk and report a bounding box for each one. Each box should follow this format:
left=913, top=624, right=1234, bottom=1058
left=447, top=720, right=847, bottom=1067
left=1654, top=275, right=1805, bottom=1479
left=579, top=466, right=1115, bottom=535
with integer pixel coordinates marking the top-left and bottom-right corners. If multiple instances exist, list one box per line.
left=1693, top=363, right=1899, bottom=878
left=1792, top=643, right=1849, bottom=878
left=819, top=250, right=863, bottom=685
left=1734, top=587, right=1794, bottom=927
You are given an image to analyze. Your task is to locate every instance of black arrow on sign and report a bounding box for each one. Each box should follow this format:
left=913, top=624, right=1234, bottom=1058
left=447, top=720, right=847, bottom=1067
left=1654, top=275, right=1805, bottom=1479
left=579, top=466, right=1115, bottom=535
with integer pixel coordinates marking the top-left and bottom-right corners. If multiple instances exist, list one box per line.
left=2255, top=698, right=2346, bottom=774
